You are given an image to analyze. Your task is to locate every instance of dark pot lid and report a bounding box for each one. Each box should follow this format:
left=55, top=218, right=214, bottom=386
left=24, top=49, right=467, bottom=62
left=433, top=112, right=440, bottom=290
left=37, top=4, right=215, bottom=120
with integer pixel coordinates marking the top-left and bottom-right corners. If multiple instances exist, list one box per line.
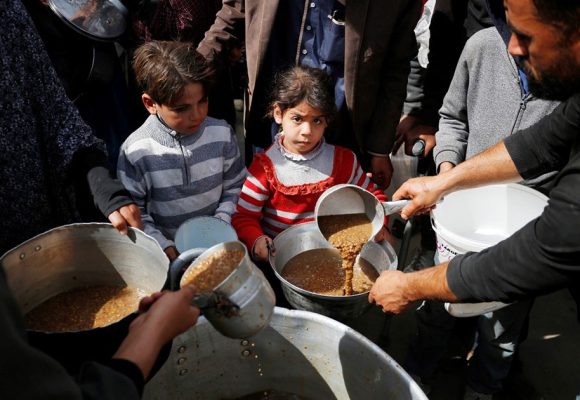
left=47, top=0, right=127, bottom=41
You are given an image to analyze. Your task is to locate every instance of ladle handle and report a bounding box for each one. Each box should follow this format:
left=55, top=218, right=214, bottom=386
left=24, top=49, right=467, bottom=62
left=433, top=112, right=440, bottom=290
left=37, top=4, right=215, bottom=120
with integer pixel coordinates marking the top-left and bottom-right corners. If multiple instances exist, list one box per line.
left=168, top=247, right=207, bottom=290
left=381, top=199, right=412, bottom=216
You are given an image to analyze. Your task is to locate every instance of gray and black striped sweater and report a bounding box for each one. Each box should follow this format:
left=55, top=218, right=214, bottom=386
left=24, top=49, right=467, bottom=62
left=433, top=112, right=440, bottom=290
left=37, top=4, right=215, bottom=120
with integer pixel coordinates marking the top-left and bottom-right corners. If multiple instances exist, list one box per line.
left=117, top=115, right=246, bottom=250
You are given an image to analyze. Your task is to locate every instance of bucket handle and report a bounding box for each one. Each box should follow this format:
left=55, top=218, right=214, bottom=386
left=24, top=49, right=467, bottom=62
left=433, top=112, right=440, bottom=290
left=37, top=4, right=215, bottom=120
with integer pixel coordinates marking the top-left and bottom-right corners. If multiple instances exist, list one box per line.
left=168, top=247, right=207, bottom=290
left=430, top=215, right=438, bottom=233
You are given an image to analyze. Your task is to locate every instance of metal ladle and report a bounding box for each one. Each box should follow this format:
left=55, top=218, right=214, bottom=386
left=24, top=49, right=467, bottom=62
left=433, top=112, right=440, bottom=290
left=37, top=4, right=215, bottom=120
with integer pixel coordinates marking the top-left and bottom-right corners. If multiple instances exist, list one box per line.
left=314, top=184, right=410, bottom=240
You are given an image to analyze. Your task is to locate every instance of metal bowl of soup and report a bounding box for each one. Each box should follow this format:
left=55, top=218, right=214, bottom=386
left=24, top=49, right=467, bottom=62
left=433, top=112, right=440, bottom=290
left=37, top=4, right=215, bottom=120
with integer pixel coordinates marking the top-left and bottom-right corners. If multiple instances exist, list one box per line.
left=269, top=222, right=397, bottom=321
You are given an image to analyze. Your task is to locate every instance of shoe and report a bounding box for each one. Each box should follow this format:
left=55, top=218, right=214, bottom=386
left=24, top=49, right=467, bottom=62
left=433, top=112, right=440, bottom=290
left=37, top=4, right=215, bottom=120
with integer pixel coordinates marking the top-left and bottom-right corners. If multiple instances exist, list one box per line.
left=404, top=249, right=436, bottom=272
left=410, top=373, right=432, bottom=395
left=463, top=385, right=493, bottom=400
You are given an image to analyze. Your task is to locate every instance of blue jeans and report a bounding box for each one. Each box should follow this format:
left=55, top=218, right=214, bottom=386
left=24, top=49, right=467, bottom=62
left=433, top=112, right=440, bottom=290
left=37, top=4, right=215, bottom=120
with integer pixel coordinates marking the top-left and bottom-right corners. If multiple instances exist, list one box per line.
left=403, top=255, right=533, bottom=393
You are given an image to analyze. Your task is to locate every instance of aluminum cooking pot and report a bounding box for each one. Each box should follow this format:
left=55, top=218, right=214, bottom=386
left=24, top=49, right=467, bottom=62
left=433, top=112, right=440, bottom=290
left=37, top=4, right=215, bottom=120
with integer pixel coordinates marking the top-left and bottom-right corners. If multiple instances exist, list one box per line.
left=143, top=308, right=428, bottom=400
left=269, top=222, right=397, bottom=321
left=47, top=0, right=128, bottom=41
left=315, top=184, right=410, bottom=241
left=0, top=223, right=169, bottom=373
left=169, top=241, right=275, bottom=339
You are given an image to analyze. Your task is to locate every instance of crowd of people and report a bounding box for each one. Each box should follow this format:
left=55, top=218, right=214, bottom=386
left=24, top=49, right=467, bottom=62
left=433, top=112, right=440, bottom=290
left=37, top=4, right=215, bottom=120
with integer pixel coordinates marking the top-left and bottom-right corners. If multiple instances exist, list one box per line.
left=1, top=0, right=579, bottom=398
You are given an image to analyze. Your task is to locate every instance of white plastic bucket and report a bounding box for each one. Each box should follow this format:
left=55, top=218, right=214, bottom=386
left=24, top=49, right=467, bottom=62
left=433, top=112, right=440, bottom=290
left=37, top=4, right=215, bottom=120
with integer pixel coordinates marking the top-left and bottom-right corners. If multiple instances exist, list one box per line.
left=431, top=183, right=548, bottom=317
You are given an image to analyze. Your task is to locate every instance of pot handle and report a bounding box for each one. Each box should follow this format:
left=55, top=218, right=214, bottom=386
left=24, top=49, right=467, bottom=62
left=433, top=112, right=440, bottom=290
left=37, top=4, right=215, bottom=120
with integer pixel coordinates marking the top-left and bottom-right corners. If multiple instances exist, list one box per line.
left=168, top=247, right=207, bottom=290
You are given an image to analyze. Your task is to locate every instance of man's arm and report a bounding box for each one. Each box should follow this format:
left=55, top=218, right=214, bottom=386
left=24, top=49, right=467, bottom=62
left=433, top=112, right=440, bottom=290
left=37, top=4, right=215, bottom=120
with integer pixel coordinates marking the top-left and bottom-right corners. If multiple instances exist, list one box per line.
left=196, top=0, right=245, bottom=64
left=394, top=95, right=580, bottom=219
left=393, top=140, right=521, bottom=219
left=433, top=45, right=471, bottom=171
left=365, top=0, right=421, bottom=188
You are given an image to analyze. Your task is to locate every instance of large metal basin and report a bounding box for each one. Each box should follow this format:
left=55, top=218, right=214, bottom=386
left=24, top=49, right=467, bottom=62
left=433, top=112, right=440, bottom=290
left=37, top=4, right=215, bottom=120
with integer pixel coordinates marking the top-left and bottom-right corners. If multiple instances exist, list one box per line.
left=269, top=222, right=397, bottom=321
left=0, top=223, right=169, bottom=373
left=143, top=308, right=427, bottom=399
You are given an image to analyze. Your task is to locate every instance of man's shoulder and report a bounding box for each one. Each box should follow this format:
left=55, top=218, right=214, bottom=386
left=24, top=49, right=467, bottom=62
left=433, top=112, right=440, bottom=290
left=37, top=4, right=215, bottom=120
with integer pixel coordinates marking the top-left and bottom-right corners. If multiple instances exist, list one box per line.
left=464, top=27, right=504, bottom=53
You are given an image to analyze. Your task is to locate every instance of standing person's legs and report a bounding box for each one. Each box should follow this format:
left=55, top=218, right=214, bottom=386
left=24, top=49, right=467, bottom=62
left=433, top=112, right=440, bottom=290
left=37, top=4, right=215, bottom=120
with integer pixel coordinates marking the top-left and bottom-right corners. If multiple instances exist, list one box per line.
left=466, top=298, right=535, bottom=394
left=404, top=299, right=458, bottom=382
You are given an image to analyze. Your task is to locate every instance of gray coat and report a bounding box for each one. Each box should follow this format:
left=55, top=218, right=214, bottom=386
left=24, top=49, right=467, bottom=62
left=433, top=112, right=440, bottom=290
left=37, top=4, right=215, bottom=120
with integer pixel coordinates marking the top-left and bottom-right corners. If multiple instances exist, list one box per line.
left=434, top=27, right=560, bottom=187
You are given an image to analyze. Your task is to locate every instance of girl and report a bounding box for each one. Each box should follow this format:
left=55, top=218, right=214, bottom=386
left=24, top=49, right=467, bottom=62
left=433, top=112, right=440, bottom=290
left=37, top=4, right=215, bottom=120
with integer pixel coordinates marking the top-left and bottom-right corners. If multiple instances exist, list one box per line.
left=232, top=66, right=389, bottom=262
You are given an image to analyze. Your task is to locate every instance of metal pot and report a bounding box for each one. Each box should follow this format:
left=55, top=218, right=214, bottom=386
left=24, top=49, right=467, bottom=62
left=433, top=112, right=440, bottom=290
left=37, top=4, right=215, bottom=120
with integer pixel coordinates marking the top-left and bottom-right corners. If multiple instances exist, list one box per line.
left=169, top=241, right=275, bottom=339
left=0, top=223, right=169, bottom=373
left=314, top=184, right=410, bottom=239
left=269, top=222, right=397, bottom=321
left=47, top=0, right=128, bottom=41
left=143, top=308, right=427, bottom=399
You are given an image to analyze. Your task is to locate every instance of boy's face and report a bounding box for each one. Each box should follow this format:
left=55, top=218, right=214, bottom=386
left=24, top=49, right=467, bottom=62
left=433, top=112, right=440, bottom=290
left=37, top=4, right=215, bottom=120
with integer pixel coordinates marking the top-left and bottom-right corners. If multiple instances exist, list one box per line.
left=274, top=101, right=328, bottom=155
left=142, top=82, right=208, bottom=135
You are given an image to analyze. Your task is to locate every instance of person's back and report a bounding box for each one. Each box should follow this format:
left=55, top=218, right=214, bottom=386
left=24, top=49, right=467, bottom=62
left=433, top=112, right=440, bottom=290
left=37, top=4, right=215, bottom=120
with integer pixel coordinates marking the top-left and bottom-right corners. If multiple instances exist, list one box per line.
left=117, top=41, right=246, bottom=261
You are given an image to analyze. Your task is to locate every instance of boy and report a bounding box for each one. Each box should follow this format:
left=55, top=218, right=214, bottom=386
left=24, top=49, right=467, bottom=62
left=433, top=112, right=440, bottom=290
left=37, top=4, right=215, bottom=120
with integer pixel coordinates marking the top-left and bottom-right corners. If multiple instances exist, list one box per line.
left=118, top=41, right=246, bottom=261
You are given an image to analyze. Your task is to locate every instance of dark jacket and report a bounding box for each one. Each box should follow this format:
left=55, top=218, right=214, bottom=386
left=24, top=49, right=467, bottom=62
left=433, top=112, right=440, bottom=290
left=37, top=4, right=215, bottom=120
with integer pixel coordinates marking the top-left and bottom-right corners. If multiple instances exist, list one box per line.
left=0, top=0, right=131, bottom=254
left=197, top=0, right=421, bottom=156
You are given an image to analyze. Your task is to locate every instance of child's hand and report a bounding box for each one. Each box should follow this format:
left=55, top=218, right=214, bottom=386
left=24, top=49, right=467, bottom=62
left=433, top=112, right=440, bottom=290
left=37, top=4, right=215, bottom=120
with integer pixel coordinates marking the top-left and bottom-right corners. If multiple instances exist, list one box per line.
left=374, top=226, right=396, bottom=247
left=253, top=236, right=274, bottom=262
left=164, top=246, right=179, bottom=262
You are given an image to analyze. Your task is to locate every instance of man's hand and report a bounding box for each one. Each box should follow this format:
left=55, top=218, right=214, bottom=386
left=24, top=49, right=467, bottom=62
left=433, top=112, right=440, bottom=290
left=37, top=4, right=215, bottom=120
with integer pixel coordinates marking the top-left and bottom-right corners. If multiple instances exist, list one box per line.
left=393, top=115, right=437, bottom=157
left=369, top=263, right=457, bottom=314
left=108, top=203, right=142, bottom=235
left=369, top=156, right=394, bottom=189
left=114, top=285, right=200, bottom=379
left=368, top=270, right=416, bottom=314
left=392, top=175, right=446, bottom=220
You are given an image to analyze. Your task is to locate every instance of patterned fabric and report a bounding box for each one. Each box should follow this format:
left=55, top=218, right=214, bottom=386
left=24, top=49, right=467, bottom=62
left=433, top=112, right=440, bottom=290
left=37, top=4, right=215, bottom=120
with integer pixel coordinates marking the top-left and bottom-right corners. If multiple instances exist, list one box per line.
left=0, top=0, right=104, bottom=254
left=117, top=115, right=246, bottom=250
left=131, top=0, right=222, bottom=44
left=232, top=136, right=386, bottom=252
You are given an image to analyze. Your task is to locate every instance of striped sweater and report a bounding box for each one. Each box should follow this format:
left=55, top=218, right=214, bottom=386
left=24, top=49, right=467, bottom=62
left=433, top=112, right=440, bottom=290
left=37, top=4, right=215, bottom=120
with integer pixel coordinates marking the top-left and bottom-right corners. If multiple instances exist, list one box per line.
left=232, top=135, right=385, bottom=254
left=118, top=115, right=246, bottom=250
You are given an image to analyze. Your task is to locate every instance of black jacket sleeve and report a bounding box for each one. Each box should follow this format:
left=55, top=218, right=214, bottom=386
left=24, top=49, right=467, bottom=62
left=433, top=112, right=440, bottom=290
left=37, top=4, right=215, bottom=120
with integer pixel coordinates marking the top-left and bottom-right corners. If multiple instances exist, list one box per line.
left=70, top=147, right=134, bottom=218
left=447, top=94, right=580, bottom=302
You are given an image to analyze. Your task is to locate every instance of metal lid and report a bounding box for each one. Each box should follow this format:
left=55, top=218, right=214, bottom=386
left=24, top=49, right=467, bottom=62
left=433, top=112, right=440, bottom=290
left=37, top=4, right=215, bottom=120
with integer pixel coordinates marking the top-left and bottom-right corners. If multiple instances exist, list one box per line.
left=47, top=0, right=128, bottom=41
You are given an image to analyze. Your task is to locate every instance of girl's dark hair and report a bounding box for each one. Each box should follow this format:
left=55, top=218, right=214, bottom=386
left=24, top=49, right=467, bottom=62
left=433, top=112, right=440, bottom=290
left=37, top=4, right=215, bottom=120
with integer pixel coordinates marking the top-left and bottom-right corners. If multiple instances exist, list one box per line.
left=268, top=66, right=337, bottom=120
left=132, top=40, right=214, bottom=105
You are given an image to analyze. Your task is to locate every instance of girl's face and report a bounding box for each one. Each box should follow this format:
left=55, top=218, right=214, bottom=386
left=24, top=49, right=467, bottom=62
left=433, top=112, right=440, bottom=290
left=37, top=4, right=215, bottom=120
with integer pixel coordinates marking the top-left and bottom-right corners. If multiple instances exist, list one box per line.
left=142, top=82, right=208, bottom=135
left=274, top=101, right=328, bottom=155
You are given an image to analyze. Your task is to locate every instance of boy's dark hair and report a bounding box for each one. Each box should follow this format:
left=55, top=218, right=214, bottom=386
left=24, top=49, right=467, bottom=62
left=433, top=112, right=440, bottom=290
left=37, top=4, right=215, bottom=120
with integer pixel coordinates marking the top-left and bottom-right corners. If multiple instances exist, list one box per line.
left=268, top=66, right=337, bottom=120
left=132, top=40, right=214, bottom=105
left=532, top=0, right=580, bottom=39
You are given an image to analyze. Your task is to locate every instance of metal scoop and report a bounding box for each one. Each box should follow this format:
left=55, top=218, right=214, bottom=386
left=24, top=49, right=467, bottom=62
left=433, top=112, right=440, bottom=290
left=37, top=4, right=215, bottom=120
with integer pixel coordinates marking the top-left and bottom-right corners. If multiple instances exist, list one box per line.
left=314, top=184, right=410, bottom=240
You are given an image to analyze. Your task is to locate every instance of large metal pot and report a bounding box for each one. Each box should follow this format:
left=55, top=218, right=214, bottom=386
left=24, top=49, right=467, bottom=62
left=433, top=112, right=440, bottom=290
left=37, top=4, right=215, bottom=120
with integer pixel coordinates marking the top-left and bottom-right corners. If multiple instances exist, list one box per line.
left=269, top=222, right=397, bottom=321
left=0, top=223, right=169, bottom=373
left=143, top=308, right=427, bottom=399
left=169, top=241, right=276, bottom=339
left=47, top=0, right=128, bottom=41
